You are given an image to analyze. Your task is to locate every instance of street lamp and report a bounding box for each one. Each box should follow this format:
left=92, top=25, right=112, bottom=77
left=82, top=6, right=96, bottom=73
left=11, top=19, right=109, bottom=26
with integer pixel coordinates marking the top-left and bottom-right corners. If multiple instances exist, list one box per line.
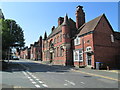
left=8, top=22, right=13, bottom=64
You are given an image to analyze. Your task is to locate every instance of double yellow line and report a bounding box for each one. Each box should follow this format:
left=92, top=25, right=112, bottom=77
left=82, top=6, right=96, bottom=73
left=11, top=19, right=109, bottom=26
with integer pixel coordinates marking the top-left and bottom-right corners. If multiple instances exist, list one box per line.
left=73, top=70, right=120, bottom=81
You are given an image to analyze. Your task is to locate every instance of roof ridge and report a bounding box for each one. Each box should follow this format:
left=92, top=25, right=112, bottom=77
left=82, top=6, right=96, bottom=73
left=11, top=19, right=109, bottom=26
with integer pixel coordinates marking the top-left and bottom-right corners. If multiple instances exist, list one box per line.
left=86, top=14, right=104, bottom=25
left=77, top=14, right=104, bottom=36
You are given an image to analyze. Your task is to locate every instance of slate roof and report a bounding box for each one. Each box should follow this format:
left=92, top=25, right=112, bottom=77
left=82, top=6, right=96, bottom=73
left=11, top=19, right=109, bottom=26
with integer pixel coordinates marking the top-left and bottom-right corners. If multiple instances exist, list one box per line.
left=47, top=18, right=76, bottom=39
left=77, top=14, right=104, bottom=36
left=47, top=14, right=112, bottom=39
left=47, top=24, right=62, bottom=39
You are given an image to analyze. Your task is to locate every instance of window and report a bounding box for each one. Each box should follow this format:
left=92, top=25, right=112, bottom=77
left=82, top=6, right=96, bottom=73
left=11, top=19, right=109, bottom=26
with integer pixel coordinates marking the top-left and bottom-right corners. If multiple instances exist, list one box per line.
left=54, top=48, right=56, bottom=57
left=74, top=37, right=80, bottom=45
left=75, top=52, right=78, bottom=60
left=47, top=51, right=49, bottom=58
left=54, top=38, right=56, bottom=44
left=60, top=47, right=63, bottom=56
left=79, top=50, right=83, bottom=62
left=87, top=40, right=90, bottom=43
left=60, top=34, right=62, bottom=42
left=57, top=47, right=59, bottom=57
left=111, top=34, right=114, bottom=42
left=49, top=40, right=54, bottom=48
left=57, top=36, right=59, bottom=43
left=73, top=50, right=83, bottom=62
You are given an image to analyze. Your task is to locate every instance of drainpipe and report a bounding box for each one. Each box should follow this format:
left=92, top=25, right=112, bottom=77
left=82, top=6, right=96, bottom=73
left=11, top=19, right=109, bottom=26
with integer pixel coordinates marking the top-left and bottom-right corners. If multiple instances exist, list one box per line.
left=82, top=38, right=85, bottom=67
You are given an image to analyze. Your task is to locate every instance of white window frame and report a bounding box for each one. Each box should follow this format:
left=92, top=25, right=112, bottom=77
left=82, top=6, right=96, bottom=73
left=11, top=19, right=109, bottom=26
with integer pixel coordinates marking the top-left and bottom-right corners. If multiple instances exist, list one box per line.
left=73, top=50, right=83, bottom=62
left=74, top=37, right=80, bottom=45
left=79, top=50, right=83, bottom=62
left=111, top=34, right=114, bottom=43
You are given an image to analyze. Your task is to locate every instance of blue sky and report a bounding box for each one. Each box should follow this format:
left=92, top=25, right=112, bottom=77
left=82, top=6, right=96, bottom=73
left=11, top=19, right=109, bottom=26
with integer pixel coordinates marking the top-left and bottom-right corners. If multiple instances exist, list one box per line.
left=1, top=2, right=118, bottom=47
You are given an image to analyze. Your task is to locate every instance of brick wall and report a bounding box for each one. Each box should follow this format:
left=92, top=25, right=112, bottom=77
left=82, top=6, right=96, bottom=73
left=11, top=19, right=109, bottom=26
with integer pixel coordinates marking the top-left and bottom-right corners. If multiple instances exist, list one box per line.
left=93, top=15, right=120, bottom=68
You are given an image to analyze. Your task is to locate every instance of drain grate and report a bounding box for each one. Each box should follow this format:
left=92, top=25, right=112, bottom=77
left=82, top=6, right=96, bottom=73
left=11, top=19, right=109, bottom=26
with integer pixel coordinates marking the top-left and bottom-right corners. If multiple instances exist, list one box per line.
left=83, top=75, right=92, bottom=77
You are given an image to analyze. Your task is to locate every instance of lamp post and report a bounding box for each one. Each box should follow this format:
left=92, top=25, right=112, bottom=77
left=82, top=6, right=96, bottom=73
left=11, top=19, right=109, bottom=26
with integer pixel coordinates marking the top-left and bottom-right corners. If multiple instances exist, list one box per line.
left=8, top=22, right=13, bottom=64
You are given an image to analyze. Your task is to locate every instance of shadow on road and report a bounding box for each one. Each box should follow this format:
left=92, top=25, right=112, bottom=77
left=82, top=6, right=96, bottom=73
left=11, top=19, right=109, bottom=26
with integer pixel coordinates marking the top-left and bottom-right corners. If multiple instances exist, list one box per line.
left=1, top=61, right=74, bottom=73
left=1, top=62, right=25, bottom=73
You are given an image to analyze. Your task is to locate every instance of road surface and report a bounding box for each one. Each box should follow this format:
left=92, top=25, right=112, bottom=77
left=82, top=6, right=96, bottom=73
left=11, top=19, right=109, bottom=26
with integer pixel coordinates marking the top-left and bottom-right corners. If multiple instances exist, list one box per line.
left=1, top=59, right=119, bottom=88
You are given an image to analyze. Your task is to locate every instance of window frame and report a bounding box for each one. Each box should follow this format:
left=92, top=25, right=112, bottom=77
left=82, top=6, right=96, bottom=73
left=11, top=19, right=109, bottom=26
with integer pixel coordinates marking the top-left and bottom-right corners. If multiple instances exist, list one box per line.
left=73, top=50, right=83, bottom=62
left=74, top=36, right=80, bottom=45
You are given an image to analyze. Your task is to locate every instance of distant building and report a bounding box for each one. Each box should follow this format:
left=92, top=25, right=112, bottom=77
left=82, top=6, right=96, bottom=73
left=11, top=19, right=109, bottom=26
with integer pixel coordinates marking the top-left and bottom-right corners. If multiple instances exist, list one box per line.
left=29, top=36, right=42, bottom=60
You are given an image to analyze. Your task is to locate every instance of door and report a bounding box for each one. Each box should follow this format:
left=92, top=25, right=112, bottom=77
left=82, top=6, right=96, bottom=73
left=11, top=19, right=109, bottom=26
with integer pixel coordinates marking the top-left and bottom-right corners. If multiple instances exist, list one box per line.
left=86, top=53, right=92, bottom=66
left=50, top=53, right=53, bottom=63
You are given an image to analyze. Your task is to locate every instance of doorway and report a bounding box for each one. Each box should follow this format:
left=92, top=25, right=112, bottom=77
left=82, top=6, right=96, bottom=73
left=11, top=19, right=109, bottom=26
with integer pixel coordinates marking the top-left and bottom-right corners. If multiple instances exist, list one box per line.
left=50, top=53, right=53, bottom=63
left=86, top=53, right=92, bottom=66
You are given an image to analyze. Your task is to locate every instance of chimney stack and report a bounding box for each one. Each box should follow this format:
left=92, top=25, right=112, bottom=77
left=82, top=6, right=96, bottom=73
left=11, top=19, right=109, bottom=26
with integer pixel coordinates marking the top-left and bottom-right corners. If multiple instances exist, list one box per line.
left=58, top=17, right=64, bottom=26
left=51, top=26, right=55, bottom=32
left=76, top=5, right=85, bottom=29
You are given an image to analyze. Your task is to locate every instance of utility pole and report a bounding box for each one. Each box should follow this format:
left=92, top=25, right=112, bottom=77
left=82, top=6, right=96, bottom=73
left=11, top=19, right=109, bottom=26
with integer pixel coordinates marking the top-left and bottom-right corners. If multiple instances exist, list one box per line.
left=8, top=22, right=12, bottom=64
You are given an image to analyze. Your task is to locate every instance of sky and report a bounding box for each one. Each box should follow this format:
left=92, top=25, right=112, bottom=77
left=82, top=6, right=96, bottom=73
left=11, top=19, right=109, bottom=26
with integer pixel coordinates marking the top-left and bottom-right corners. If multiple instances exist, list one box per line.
left=1, top=2, right=118, bottom=47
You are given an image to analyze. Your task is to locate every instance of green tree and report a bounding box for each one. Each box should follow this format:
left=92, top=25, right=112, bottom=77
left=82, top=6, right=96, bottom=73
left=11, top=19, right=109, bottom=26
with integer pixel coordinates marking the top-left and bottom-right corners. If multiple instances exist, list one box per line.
left=1, top=19, right=25, bottom=59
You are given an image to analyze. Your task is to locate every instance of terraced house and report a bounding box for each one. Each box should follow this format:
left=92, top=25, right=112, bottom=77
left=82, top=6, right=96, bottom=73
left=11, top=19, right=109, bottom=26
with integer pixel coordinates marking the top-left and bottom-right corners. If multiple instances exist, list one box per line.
left=30, top=36, right=42, bottom=60
left=42, top=5, right=120, bottom=69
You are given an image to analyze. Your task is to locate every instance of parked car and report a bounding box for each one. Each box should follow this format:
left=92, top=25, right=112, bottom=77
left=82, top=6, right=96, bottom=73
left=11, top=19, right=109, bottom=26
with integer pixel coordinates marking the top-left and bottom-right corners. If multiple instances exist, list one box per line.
left=12, top=56, right=19, bottom=60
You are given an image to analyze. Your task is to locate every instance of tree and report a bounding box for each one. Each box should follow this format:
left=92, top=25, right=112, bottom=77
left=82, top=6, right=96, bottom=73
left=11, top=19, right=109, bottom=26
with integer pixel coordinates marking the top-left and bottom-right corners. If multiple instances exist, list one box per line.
left=1, top=19, right=25, bottom=59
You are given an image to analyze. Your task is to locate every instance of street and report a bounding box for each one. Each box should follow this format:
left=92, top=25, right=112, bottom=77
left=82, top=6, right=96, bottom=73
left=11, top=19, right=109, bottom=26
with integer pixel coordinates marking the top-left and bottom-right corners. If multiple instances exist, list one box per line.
left=1, top=59, right=119, bottom=88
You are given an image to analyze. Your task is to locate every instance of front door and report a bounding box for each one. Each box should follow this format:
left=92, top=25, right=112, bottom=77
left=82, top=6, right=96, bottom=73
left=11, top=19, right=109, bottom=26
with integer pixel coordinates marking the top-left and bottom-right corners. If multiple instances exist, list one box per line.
left=86, top=53, right=92, bottom=66
left=50, top=53, right=53, bottom=63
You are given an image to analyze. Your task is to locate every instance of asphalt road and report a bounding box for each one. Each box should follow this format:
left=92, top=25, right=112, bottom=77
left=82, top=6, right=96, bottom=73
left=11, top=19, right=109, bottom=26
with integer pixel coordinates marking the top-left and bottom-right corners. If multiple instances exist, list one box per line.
left=1, top=59, right=119, bottom=88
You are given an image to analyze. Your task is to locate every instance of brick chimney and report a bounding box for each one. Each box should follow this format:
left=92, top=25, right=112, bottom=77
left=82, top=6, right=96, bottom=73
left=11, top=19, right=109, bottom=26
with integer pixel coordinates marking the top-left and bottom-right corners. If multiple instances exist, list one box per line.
left=76, top=5, right=85, bottom=29
left=58, top=17, right=64, bottom=26
left=51, top=26, right=55, bottom=32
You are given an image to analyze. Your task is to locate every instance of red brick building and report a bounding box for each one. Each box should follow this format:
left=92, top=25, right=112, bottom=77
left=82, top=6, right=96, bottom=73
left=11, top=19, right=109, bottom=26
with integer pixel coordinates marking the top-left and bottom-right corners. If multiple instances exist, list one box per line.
left=18, top=5, right=120, bottom=69
left=42, top=14, right=77, bottom=65
left=18, top=47, right=30, bottom=59
left=42, top=5, right=120, bottom=69
left=18, top=36, right=42, bottom=60
left=30, top=36, right=42, bottom=60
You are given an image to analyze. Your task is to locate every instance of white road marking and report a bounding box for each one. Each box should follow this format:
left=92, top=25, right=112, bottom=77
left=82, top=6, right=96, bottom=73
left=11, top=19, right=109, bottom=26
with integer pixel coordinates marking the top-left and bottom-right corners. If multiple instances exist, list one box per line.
left=33, top=76, right=37, bottom=79
left=81, top=82, right=85, bottom=84
left=32, top=82, right=37, bottom=84
left=64, top=84, right=68, bottom=86
left=65, top=80, right=75, bottom=86
left=28, top=77, right=31, bottom=79
left=38, top=81, right=43, bottom=83
left=30, top=79, right=33, bottom=81
left=31, top=75, right=35, bottom=77
left=35, top=85, right=41, bottom=88
left=36, top=79, right=39, bottom=81
left=27, top=71, right=32, bottom=75
left=22, top=71, right=27, bottom=75
left=22, top=71, right=29, bottom=77
left=42, top=84, right=48, bottom=87
left=22, top=70, right=48, bottom=88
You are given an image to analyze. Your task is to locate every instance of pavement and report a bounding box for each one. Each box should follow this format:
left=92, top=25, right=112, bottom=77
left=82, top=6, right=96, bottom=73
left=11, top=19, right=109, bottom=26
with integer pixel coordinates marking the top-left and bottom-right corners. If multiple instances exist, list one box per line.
left=25, top=59, right=120, bottom=74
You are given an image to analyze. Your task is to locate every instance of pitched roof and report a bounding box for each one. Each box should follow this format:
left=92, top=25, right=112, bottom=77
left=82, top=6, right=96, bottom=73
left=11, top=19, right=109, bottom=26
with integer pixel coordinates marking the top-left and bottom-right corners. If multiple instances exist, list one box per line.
left=47, top=24, right=62, bottom=39
left=47, top=18, right=76, bottom=39
left=77, top=14, right=104, bottom=36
